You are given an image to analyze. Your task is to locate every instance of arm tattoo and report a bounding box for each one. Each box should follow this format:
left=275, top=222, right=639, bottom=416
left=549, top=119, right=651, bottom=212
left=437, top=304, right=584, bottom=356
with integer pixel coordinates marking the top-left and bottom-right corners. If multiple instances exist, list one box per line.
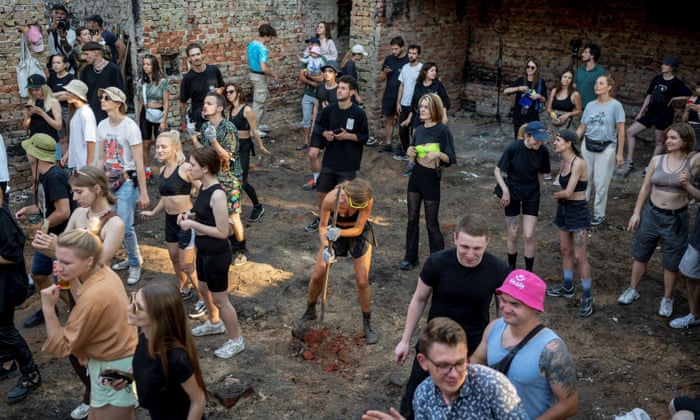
left=539, top=338, right=577, bottom=398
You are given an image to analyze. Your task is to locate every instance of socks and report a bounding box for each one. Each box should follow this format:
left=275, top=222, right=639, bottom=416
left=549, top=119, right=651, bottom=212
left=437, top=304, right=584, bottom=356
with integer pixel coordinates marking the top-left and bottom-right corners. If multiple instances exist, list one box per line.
left=525, top=256, right=534, bottom=272
left=507, top=253, right=517, bottom=270
left=363, top=311, right=372, bottom=327
left=313, top=172, right=319, bottom=182
left=563, top=269, right=574, bottom=289
left=581, top=278, right=592, bottom=298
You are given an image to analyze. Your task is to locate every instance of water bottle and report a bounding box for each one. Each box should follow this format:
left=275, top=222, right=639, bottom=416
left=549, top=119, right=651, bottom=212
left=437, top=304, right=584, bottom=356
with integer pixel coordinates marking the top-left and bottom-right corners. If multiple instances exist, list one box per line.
left=204, top=124, right=217, bottom=145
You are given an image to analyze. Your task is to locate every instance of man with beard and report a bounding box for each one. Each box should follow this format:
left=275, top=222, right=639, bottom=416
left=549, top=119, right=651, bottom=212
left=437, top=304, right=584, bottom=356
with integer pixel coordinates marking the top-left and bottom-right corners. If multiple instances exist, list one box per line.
left=79, top=41, right=125, bottom=122
left=376, top=36, right=408, bottom=151
left=179, top=43, right=225, bottom=134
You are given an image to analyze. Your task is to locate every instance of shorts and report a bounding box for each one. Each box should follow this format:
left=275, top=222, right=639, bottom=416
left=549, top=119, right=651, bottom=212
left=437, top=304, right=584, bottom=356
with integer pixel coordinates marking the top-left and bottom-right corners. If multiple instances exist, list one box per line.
left=504, top=198, right=540, bottom=218
left=331, top=222, right=374, bottom=259
left=316, top=167, right=356, bottom=194
left=672, top=396, right=700, bottom=417
left=301, top=94, right=317, bottom=128
left=139, top=108, right=162, bottom=140
left=382, top=97, right=398, bottom=117
left=630, top=202, right=688, bottom=271
left=637, top=110, right=674, bottom=131
left=195, top=248, right=231, bottom=293
left=31, top=250, right=54, bottom=276
left=220, top=176, right=242, bottom=215
left=680, top=244, right=700, bottom=279
left=164, top=213, right=194, bottom=249
left=88, top=356, right=138, bottom=408
left=553, top=200, right=591, bottom=232
left=407, top=164, right=441, bottom=202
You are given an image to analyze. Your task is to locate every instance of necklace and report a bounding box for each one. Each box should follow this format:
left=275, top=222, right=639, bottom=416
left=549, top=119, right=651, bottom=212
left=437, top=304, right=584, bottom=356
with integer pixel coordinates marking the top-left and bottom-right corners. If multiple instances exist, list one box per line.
left=93, top=59, right=107, bottom=74
left=87, top=207, right=110, bottom=219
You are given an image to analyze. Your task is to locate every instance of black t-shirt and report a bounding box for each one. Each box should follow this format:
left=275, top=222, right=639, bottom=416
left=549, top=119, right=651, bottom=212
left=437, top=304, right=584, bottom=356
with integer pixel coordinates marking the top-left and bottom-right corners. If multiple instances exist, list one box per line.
left=80, top=62, right=125, bottom=122
left=179, top=65, right=225, bottom=120
left=48, top=72, right=76, bottom=109
left=412, top=123, right=457, bottom=167
left=313, top=102, right=368, bottom=172
left=38, top=165, right=73, bottom=235
left=0, top=205, right=28, bottom=312
left=381, top=54, right=409, bottom=101
left=315, top=83, right=338, bottom=107
left=420, top=249, right=510, bottom=354
left=497, top=140, right=551, bottom=201
left=646, top=74, right=692, bottom=115
left=509, top=76, right=548, bottom=127
left=133, top=333, right=198, bottom=420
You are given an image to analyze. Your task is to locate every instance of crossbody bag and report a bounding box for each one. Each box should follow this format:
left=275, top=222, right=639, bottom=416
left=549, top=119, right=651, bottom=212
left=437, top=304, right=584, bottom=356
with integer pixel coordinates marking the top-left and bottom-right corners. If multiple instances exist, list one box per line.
left=489, top=323, right=545, bottom=375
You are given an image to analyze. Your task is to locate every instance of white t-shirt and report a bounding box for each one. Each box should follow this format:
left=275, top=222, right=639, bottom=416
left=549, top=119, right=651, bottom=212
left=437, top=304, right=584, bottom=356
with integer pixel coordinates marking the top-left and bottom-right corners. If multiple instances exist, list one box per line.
left=0, top=134, right=8, bottom=183
left=68, top=105, right=97, bottom=169
left=398, top=62, right=423, bottom=106
left=97, top=116, right=142, bottom=176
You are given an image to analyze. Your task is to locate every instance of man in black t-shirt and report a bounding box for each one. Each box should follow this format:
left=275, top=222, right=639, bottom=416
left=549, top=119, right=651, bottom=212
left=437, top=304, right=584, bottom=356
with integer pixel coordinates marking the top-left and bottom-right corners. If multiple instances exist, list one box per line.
left=305, top=75, right=368, bottom=232
left=392, top=214, right=510, bottom=420
left=179, top=43, right=225, bottom=134
left=377, top=36, right=408, bottom=152
left=80, top=41, right=125, bottom=122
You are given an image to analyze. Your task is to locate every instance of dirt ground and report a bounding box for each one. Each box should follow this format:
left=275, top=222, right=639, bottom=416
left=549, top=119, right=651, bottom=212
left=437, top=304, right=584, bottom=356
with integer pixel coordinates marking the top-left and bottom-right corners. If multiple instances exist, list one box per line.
left=2, top=112, right=700, bottom=419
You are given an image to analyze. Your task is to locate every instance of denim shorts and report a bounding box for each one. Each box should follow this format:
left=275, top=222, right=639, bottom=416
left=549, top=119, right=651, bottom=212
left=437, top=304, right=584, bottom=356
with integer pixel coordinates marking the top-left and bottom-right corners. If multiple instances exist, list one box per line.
left=630, top=202, right=688, bottom=271
left=301, top=94, right=317, bottom=128
left=680, top=244, right=700, bottom=279
left=553, top=200, right=591, bottom=232
left=31, top=250, right=54, bottom=276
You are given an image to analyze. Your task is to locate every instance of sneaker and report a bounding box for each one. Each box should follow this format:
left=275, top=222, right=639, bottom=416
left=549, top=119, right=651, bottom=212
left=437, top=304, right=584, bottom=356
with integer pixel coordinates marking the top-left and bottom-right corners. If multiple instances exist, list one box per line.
left=393, top=153, right=409, bottom=161
left=248, top=205, right=265, bottom=222
left=180, top=288, right=196, bottom=302
left=617, top=287, right=640, bottom=305
left=364, top=324, right=379, bottom=344
left=616, top=161, right=634, bottom=177
left=670, top=313, right=700, bottom=329
left=214, top=337, right=245, bottom=359
left=258, top=124, right=272, bottom=132
left=295, top=303, right=317, bottom=328
left=659, top=297, right=674, bottom=318
left=0, top=361, right=18, bottom=382
left=399, top=260, right=415, bottom=271
left=543, top=173, right=552, bottom=181
left=296, top=143, right=309, bottom=151
left=233, top=250, right=248, bottom=266
left=23, top=310, right=45, bottom=329
left=546, top=284, right=574, bottom=298
left=127, top=266, right=142, bottom=285
left=191, top=320, right=225, bottom=337
left=401, top=168, right=413, bottom=177
left=366, top=136, right=378, bottom=146
left=378, top=144, right=393, bottom=153
left=111, top=259, right=129, bottom=271
left=302, top=179, right=317, bottom=191
left=6, top=368, right=40, bottom=404
left=590, top=215, right=606, bottom=226
left=188, top=301, right=208, bottom=319
left=641, top=166, right=648, bottom=177
left=70, top=402, right=90, bottom=420
left=552, top=176, right=560, bottom=186
left=257, top=130, right=268, bottom=138
left=579, top=296, right=594, bottom=317
left=305, top=217, right=320, bottom=233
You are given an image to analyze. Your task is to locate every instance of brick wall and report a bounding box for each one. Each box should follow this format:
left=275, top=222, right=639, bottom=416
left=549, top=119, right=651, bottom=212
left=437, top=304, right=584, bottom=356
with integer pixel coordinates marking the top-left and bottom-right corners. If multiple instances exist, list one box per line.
left=2, top=0, right=699, bottom=191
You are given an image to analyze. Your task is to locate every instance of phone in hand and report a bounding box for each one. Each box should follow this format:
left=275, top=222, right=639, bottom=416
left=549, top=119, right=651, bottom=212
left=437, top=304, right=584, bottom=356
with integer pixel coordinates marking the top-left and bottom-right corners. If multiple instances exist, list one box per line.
left=333, top=128, right=343, bottom=135
left=100, top=368, right=134, bottom=384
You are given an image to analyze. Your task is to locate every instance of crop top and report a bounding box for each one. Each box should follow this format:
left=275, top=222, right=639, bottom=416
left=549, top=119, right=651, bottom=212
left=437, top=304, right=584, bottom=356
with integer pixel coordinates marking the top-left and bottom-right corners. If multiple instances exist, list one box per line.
left=333, top=210, right=359, bottom=225
left=158, top=165, right=191, bottom=196
left=651, top=154, right=691, bottom=194
left=229, top=106, right=250, bottom=135
left=558, top=157, right=587, bottom=193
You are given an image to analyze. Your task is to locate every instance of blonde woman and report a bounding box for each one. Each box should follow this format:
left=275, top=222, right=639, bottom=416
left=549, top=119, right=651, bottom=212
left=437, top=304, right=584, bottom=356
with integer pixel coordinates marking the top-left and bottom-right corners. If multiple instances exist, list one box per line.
left=22, top=74, right=63, bottom=162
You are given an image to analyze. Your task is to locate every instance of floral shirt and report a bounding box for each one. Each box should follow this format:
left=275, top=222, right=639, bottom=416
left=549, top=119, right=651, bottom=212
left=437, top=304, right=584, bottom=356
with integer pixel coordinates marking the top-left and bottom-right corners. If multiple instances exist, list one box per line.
left=199, top=119, right=241, bottom=214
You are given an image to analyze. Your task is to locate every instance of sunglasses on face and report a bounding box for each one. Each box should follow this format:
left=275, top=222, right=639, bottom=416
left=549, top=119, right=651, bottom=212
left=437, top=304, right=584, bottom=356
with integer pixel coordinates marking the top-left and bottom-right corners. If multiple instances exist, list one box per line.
left=100, top=95, right=112, bottom=101
left=526, top=65, right=536, bottom=70
left=226, top=90, right=236, bottom=95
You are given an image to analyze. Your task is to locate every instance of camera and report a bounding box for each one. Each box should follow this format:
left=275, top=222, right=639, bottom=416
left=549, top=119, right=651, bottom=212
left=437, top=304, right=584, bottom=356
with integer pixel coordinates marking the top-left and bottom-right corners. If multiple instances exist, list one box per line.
left=56, top=19, right=69, bottom=31
left=569, top=39, right=582, bottom=53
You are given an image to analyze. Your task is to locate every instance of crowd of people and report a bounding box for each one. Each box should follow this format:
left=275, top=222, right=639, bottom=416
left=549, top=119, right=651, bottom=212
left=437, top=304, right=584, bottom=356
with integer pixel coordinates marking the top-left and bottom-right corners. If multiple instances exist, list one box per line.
left=4, top=7, right=700, bottom=419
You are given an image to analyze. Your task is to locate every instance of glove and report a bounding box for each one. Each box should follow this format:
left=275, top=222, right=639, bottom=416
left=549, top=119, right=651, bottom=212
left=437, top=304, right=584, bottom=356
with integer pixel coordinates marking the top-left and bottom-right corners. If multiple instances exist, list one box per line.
left=326, top=226, right=341, bottom=242
left=322, top=246, right=336, bottom=264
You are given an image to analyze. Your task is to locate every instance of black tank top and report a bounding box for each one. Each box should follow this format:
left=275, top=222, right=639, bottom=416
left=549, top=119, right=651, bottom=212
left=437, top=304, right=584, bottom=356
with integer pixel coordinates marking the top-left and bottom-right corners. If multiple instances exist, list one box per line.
left=158, top=164, right=191, bottom=196
left=333, top=210, right=359, bottom=224
left=30, top=100, right=59, bottom=140
left=551, top=92, right=575, bottom=112
left=558, top=157, right=587, bottom=192
left=193, top=183, right=224, bottom=228
left=229, top=106, right=250, bottom=135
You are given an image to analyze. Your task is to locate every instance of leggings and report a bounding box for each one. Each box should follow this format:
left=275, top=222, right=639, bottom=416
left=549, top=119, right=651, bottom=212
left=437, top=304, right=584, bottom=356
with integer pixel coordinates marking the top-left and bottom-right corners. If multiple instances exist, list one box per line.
left=239, top=138, right=260, bottom=207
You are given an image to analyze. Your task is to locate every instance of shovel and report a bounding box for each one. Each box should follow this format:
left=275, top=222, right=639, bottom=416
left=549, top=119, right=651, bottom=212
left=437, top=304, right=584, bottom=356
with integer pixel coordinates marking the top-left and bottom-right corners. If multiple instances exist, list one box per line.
left=319, top=186, right=342, bottom=323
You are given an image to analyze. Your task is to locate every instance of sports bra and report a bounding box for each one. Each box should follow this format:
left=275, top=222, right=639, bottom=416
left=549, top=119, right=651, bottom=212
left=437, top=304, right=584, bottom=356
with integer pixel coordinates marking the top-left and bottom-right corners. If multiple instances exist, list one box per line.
left=333, top=210, right=359, bottom=225
left=158, top=164, right=191, bottom=196
left=651, top=154, right=691, bottom=194
left=229, top=106, right=250, bottom=134
left=558, top=157, right=587, bottom=192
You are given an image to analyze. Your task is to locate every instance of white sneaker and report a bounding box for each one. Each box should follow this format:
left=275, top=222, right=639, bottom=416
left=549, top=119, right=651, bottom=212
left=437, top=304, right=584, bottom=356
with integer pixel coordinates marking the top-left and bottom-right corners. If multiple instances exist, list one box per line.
left=214, top=337, right=245, bottom=359
left=257, top=130, right=268, bottom=138
left=258, top=124, right=271, bottom=132
left=658, top=297, right=674, bottom=317
left=70, top=402, right=90, bottom=420
left=127, top=266, right=142, bottom=285
left=670, top=313, right=700, bottom=329
left=192, top=320, right=225, bottom=337
left=617, top=287, right=640, bottom=305
left=111, top=259, right=129, bottom=271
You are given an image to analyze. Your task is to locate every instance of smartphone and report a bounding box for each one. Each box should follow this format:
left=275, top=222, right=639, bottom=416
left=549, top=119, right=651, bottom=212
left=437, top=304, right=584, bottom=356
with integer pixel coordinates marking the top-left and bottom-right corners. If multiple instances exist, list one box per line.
left=333, top=128, right=343, bottom=135
left=100, top=368, right=134, bottom=384
left=24, top=104, right=32, bottom=108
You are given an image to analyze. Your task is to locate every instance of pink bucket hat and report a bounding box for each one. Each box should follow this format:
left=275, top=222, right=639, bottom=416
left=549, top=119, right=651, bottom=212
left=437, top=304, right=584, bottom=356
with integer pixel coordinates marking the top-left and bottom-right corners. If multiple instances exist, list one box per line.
left=28, top=25, right=44, bottom=53
left=496, top=269, right=546, bottom=312
left=310, top=45, right=322, bottom=55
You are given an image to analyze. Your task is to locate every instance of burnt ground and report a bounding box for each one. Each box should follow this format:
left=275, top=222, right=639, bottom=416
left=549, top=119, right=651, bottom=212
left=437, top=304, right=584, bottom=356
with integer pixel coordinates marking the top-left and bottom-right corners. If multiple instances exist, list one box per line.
left=2, top=112, right=699, bottom=419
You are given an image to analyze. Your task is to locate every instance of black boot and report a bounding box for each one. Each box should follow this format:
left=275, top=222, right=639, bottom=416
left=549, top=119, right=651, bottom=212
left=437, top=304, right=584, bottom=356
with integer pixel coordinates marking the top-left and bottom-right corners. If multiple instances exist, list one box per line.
left=363, top=311, right=379, bottom=345
left=6, top=367, right=40, bottom=404
left=295, top=301, right=317, bottom=328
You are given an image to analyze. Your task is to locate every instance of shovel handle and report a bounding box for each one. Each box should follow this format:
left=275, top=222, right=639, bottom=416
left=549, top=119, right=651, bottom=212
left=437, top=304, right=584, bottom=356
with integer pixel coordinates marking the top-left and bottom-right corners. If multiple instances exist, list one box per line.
left=319, top=186, right=343, bottom=323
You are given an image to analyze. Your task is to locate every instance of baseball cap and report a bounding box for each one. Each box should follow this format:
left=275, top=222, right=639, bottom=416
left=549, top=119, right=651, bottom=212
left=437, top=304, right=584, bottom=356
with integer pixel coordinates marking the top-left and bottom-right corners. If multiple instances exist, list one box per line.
left=496, top=269, right=546, bottom=312
left=310, top=46, right=322, bottom=55
left=661, top=56, right=678, bottom=69
left=321, top=63, right=341, bottom=74
left=86, top=14, right=103, bottom=26
left=26, top=74, right=47, bottom=89
left=524, top=121, right=547, bottom=141
left=351, top=44, right=368, bottom=56
left=306, top=37, right=320, bottom=44
left=22, top=133, right=57, bottom=163
left=81, top=41, right=103, bottom=51
left=27, top=25, right=44, bottom=53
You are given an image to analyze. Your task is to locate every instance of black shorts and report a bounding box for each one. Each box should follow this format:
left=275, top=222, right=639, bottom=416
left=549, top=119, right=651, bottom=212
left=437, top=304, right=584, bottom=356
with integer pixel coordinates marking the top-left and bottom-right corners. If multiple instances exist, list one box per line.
left=139, top=108, right=162, bottom=140
left=505, top=198, right=540, bottom=217
left=637, top=110, right=674, bottom=131
left=309, top=132, right=326, bottom=150
left=382, top=97, right=398, bottom=117
left=195, top=236, right=232, bottom=293
left=332, top=222, right=374, bottom=259
left=553, top=200, right=591, bottom=232
left=165, top=214, right=195, bottom=249
left=407, top=164, right=441, bottom=202
left=672, top=396, right=700, bottom=418
left=316, top=167, right=356, bottom=194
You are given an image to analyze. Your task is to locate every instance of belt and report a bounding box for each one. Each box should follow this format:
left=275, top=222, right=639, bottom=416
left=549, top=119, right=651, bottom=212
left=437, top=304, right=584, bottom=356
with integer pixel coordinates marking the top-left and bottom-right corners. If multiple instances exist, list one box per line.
left=649, top=201, right=688, bottom=215
left=250, top=70, right=265, bottom=75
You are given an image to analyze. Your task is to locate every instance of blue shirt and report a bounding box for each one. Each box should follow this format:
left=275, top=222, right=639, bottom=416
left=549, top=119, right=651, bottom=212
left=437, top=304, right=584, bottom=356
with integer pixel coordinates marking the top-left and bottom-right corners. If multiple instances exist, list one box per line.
left=247, top=40, right=268, bottom=73
left=413, top=364, right=528, bottom=420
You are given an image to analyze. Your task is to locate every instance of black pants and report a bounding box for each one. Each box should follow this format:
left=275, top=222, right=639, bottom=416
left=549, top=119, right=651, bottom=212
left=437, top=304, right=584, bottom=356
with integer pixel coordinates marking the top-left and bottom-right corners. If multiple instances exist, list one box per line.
left=238, top=138, right=260, bottom=207
left=404, top=165, right=444, bottom=264
left=398, top=105, right=413, bottom=154
left=70, top=354, right=91, bottom=404
left=398, top=347, right=429, bottom=420
left=0, top=305, right=36, bottom=375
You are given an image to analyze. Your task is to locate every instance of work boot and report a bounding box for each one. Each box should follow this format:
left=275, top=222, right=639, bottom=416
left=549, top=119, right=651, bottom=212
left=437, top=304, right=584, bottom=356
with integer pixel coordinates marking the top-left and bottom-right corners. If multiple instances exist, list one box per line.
left=295, top=302, right=317, bottom=328
left=363, top=311, right=379, bottom=344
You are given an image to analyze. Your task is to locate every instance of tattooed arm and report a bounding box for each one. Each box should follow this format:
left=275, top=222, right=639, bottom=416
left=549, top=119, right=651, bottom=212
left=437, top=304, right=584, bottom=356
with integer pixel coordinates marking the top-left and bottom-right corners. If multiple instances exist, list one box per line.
left=538, top=338, right=579, bottom=419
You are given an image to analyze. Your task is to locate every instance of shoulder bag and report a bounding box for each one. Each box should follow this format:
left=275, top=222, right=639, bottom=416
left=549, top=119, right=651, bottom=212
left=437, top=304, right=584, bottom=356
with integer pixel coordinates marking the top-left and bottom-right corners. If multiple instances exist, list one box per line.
left=143, top=84, right=164, bottom=123
left=16, top=35, right=45, bottom=98
left=489, top=323, right=545, bottom=375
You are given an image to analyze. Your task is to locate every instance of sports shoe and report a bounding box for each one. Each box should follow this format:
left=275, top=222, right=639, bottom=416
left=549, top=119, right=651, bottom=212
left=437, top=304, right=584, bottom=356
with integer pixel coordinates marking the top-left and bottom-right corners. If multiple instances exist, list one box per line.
left=0, top=361, right=18, bottom=382
left=401, top=168, right=413, bottom=177
left=127, top=266, right=142, bottom=285
left=180, top=288, right=196, bottom=302
left=305, top=217, right=320, bottom=233
left=393, top=153, right=409, bottom=161
left=258, top=124, right=272, bottom=132
left=579, top=296, right=594, bottom=317
left=189, top=301, right=207, bottom=319
left=296, top=143, right=309, bottom=151
left=378, top=144, right=393, bottom=153
left=6, top=368, right=40, bottom=404
left=364, top=324, right=379, bottom=344
left=214, top=337, right=245, bottom=359
left=233, top=250, right=248, bottom=266
left=658, top=297, right=674, bottom=317
left=111, top=259, right=130, bottom=271
left=590, top=215, right=606, bottom=226
left=23, top=310, right=45, bottom=329
left=366, top=136, right=378, bottom=146
left=617, top=287, right=640, bottom=305
left=191, top=320, right=225, bottom=337
left=70, top=402, right=90, bottom=420
left=302, top=179, right=317, bottom=191
left=399, top=260, right=415, bottom=271
left=670, top=313, right=700, bottom=329
left=248, top=205, right=265, bottom=222
left=543, top=173, right=552, bottom=181
left=615, top=161, right=634, bottom=177
left=546, top=284, right=574, bottom=298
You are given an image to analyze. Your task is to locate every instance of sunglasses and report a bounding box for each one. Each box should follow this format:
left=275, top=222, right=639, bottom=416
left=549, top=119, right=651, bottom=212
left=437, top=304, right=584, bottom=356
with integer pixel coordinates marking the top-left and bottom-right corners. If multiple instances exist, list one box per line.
left=99, top=95, right=112, bottom=101
left=225, top=90, right=236, bottom=95
left=526, top=65, right=536, bottom=70
left=348, top=195, right=368, bottom=209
